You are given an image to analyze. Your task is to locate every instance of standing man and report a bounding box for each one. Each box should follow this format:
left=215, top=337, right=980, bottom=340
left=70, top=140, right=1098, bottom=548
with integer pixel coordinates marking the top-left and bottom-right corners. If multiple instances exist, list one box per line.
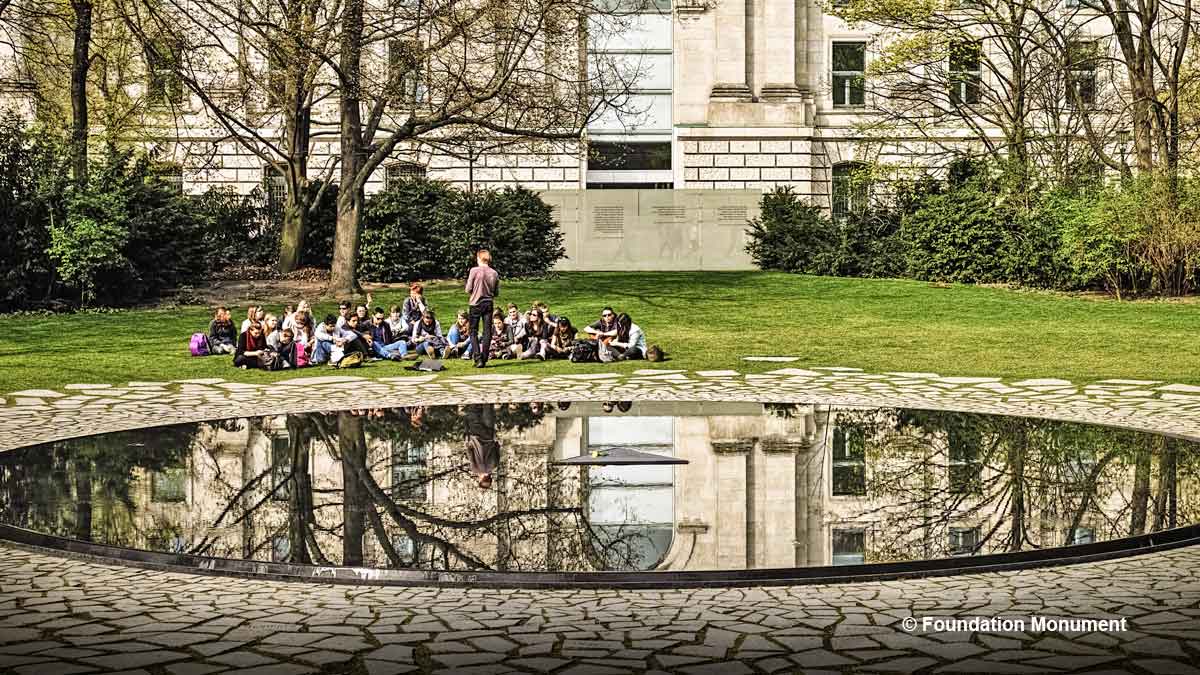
left=464, top=249, right=499, bottom=368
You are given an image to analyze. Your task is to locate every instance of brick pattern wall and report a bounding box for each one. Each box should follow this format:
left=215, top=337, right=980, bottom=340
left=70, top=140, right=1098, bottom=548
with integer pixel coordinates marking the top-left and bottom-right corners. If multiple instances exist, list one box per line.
left=680, top=139, right=816, bottom=191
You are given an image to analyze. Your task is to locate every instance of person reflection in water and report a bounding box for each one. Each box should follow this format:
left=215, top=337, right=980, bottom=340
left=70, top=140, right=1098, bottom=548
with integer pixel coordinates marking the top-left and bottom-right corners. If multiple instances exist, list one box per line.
left=465, top=403, right=500, bottom=489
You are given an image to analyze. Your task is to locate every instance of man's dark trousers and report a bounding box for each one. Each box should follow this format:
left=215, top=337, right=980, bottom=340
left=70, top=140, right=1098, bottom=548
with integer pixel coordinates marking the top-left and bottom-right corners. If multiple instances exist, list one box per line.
left=468, top=301, right=493, bottom=366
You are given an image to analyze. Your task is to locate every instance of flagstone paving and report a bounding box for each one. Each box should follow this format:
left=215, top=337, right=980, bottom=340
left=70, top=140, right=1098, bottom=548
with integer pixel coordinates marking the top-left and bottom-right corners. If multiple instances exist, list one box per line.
left=4, top=366, right=1200, bottom=453
left=4, top=366, right=1200, bottom=672
left=0, top=540, right=1198, bottom=673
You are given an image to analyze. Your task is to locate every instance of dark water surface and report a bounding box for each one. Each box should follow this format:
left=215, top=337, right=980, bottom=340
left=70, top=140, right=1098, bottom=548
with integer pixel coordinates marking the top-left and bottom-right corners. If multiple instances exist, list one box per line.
left=1, top=401, right=1195, bottom=572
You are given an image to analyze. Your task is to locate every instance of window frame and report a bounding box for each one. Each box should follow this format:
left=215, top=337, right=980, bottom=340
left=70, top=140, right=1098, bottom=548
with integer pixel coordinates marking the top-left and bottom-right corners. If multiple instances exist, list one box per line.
left=831, top=527, right=866, bottom=566
left=831, top=426, right=867, bottom=497
left=831, top=41, right=867, bottom=108
left=146, top=37, right=185, bottom=107
left=1066, top=40, right=1098, bottom=107
left=831, top=161, right=870, bottom=219
left=388, top=39, right=428, bottom=105
left=948, top=40, right=982, bottom=106
left=948, top=526, right=981, bottom=555
left=385, top=161, right=428, bottom=190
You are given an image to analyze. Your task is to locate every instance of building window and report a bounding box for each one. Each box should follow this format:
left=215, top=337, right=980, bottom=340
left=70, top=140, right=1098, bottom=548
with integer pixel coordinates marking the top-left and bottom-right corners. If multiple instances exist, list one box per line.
left=832, top=42, right=866, bottom=107
left=1067, top=526, right=1095, bottom=545
left=831, top=528, right=865, bottom=565
left=262, top=165, right=287, bottom=221
left=949, top=526, right=980, bottom=555
left=388, top=40, right=427, bottom=103
left=1067, top=41, right=1098, bottom=106
left=271, top=435, right=292, bottom=502
left=272, top=535, right=290, bottom=562
left=146, top=38, right=184, bottom=106
left=831, top=162, right=869, bottom=219
left=152, top=165, right=184, bottom=195
left=385, top=161, right=427, bottom=189
left=151, top=467, right=187, bottom=503
left=587, top=142, right=672, bottom=171
left=948, top=428, right=982, bottom=494
left=949, top=40, right=981, bottom=105
left=391, top=442, right=428, bottom=502
left=831, top=427, right=866, bottom=496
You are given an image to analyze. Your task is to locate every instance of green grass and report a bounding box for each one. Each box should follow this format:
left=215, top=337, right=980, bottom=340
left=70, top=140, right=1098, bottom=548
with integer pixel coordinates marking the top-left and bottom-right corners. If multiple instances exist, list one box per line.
left=3, top=272, right=1200, bottom=393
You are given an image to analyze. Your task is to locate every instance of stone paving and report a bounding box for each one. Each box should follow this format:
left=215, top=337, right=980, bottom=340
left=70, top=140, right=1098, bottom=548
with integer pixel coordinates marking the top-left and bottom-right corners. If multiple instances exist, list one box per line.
left=4, top=365, right=1200, bottom=672
left=4, top=366, right=1200, bottom=453
left=1, top=540, right=1199, bottom=674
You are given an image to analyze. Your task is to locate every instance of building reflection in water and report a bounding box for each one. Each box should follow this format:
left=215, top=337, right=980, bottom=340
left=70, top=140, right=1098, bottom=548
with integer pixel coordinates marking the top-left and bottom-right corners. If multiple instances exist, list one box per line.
left=0, top=402, right=1196, bottom=572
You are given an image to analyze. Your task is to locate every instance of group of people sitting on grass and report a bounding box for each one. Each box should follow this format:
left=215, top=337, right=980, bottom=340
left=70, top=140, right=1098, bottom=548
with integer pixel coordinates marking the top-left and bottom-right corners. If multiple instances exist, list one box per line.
left=196, top=282, right=656, bottom=370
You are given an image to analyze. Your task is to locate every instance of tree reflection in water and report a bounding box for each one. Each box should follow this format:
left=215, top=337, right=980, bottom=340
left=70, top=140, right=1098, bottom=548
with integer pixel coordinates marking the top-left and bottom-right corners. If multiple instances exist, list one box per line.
left=1, top=404, right=1198, bottom=571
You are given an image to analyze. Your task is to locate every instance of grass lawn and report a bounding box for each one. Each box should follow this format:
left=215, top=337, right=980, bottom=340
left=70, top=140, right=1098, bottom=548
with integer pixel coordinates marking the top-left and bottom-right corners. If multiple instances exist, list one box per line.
left=2, top=271, right=1199, bottom=393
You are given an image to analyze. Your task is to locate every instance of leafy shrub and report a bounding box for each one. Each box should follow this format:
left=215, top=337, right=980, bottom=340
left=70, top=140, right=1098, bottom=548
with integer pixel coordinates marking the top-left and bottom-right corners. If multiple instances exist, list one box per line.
left=745, top=186, right=837, bottom=274
left=358, top=179, right=457, bottom=282
left=191, top=187, right=270, bottom=269
left=299, top=180, right=339, bottom=269
left=0, top=114, right=69, bottom=311
left=49, top=190, right=131, bottom=305
left=358, top=180, right=565, bottom=282
left=436, top=186, right=566, bottom=279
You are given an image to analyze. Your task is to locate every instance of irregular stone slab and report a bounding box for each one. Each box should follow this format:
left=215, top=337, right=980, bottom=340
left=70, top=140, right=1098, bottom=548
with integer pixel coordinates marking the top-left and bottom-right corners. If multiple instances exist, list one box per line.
left=765, top=369, right=823, bottom=377
left=1012, top=378, right=1074, bottom=387
left=1159, top=383, right=1200, bottom=393
left=1096, top=379, right=1162, bottom=385
left=696, top=371, right=741, bottom=377
left=277, top=376, right=369, bottom=386
left=7, top=390, right=65, bottom=398
left=884, top=372, right=941, bottom=379
left=62, top=384, right=112, bottom=390
left=173, top=379, right=227, bottom=385
left=454, top=374, right=534, bottom=381
left=811, top=366, right=864, bottom=372
left=936, top=377, right=1002, bottom=384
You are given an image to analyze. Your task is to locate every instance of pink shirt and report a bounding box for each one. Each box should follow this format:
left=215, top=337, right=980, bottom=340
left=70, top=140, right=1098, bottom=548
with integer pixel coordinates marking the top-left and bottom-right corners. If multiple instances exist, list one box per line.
left=465, top=265, right=500, bottom=306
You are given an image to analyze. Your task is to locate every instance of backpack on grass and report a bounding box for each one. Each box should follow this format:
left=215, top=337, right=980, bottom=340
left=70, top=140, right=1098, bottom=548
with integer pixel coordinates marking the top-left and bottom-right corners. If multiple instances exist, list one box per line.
left=570, top=340, right=598, bottom=363
left=332, top=350, right=365, bottom=369
left=189, top=333, right=210, bottom=356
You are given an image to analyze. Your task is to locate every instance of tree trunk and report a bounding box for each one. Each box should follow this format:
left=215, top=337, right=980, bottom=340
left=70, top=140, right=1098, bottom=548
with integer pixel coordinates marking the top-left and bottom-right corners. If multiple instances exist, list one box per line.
left=70, top=0, right=93, bottom=187
left=1129, top=447, right=1151, bottom=535
left=73, top=458, right=93, bottom=542
left=330, top=0, right=365, bottom=298
left=278, top=193, right=309, bottom=273
left=278, top=105, right=312, bottom=273
left=1006, top=422, right=1026, bottom=552
left=339, top=413, right=366, bottom=567
left=286, top=415, right=314, bottom=565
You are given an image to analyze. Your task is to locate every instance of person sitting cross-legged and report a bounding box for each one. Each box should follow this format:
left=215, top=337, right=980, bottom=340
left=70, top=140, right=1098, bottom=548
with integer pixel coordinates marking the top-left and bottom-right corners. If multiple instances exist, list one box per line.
left=609, top=312, right=647, bottom=360
left=516, top=308, right=552, bottom=360
left=370, top=307, right=408, bottom=360
left=234, top=321, right=268, bottom=369
left=411, top=310, right=447, bottom=359
left=445, top=311, right=474, bottom=360
left=208, top=306, right=237, bottom=355
left=274, top=328, right=299, bottom=369
left=545, top=317, right=577, bottom=360
left=313, top=314, right=362, bottom=365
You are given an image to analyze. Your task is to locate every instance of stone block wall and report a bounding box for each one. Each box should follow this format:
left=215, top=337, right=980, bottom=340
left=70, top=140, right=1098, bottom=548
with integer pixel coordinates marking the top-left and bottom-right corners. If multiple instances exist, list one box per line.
left=679, top=137, right=816, bottom=193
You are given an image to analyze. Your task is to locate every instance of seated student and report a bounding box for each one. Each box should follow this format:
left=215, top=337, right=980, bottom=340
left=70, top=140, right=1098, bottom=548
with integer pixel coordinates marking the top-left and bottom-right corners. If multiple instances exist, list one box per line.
left=583, top=307, right=619, bottom=341
left=292, top=311, right=316, bottom=357
left=241, top=305, right=265, bottom=334
left=488, top=311, right=512, bottom=361
left=263, top=314, right=282, bottom=349
left=370, top=307, right=408, bottom=360
left=403, top=283, right=429, bottom=326
left=274, top=328, right=299, bottom=369
left=354, top=304, right=370, bottom=328
left=345, top=314, right=377, bottom=359
left=445, top=311, right=473, bottom=359
left=313, top=314, right=362, bottom=365
left=610, top=312, right=647, bottom=360
left=282, top=300, right=311, bottom=332
left=545, top=317, right=577, bottom=360
left=532, top=300, right=558, bottom=326
left=386, top=304, right=408, bottom=339
left=334, top=301, right=353, bottom=330
left=411, top=310, right=447, bottom=358
left=504, top=303, right=526, bottom=334
left=234, top=321, right=269, bottom=369
left=208, top=306, right=237, bottom=355
left=517, top=309, right=552, bottom=360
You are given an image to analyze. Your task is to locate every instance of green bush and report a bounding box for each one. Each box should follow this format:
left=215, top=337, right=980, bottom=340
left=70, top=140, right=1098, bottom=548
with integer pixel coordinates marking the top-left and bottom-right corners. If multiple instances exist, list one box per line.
left=744, top=186, right=837, bottom=274
left=0, top=114, right=69, bottom=311
left=359, top=179, right=457, bottom=282
left=191, top=187, right=270, bottom=269
left=298, top=180, right=339, bottom=269
left=358, top=180, right=565, bottom=282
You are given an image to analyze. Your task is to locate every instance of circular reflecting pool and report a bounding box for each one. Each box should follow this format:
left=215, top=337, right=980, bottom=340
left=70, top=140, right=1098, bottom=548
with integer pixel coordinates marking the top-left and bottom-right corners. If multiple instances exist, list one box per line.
left=1, top=401, right=1196, bottom=573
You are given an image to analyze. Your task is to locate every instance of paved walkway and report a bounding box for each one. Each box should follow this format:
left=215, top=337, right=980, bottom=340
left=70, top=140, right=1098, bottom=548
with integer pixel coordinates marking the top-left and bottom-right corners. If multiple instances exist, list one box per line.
left=4, top=367, right=1200, bottom=673
left=4, top=367, right=1200, bottom=452
left=1, top=541, right=1199, bottom=674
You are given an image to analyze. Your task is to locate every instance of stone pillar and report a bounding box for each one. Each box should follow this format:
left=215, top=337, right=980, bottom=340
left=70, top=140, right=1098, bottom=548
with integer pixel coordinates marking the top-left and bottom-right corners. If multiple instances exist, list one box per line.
left=759, top=0, right=803, bottom=100
left=757, top=439, right=804, bottom=567
left=710, top=0, right=753, bottom=100
left=712, top=439, right=752, bottom=569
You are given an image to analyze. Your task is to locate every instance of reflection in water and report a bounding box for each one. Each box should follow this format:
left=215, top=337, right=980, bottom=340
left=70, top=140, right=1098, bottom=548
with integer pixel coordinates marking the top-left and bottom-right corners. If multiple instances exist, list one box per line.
left=0, top=403, right=1197, bottom=572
